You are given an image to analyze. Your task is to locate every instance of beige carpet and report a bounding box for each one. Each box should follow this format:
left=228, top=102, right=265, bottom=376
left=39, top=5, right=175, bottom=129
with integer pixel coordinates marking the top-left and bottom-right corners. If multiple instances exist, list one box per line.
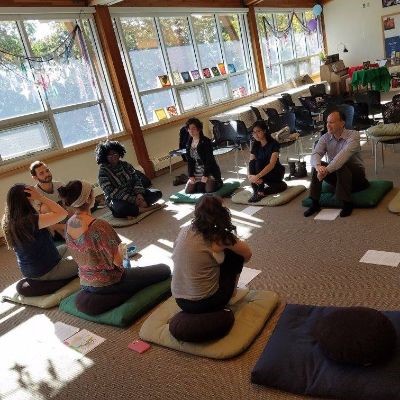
left=1, top=136, right=400, bottom=400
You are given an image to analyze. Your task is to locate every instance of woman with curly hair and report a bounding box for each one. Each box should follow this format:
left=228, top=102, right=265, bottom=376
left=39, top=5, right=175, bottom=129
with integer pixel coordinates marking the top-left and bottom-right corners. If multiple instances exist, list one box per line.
left=185, top=118, right=223, bottom=194
left=58, top=180, right=170, bottom=293
left=1, top=184, right=78, bottom=280
left=95, top=140, right=162, bottom=218
left=171, top=195, right=252, bottom=313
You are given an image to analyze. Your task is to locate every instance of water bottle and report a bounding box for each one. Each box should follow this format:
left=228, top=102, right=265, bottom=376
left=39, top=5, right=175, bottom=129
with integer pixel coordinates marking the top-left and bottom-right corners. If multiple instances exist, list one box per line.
left=121, top=243, right=130, bottom=269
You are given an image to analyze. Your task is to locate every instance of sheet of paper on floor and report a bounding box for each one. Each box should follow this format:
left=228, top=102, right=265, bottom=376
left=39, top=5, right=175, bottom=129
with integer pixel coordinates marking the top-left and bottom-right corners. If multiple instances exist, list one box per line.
left=64, top=329, right=105, bottom=356
left=54, top=321, right=80, bottom=341
left=241, top=206, right=263, bottom=216
left=360, top=250, right=400, bottom=267
left=314, top=209, right=341, bottom=221
left=238, top=267, right=261, bottom=288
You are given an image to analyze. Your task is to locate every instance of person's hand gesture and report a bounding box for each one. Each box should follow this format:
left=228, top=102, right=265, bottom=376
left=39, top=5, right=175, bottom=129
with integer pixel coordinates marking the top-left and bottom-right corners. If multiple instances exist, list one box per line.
left=201, top=176, right=208, bottom=183
left=24, top=186, right=43, bottom=201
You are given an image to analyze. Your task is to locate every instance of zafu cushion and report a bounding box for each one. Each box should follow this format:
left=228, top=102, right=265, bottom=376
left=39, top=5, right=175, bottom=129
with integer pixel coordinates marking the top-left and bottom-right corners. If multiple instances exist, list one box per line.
left=97, top=204, right=164, bottom=227
left=169, top=309, right=235, bottom=343
left=59, top=278, right=171, bottom=327
left=302, top=180, right=393, bottom=208
left=232, top=185, right=306, bottom=206
left=388, top=189, right=400, bottom=213
left=75, top=290, right=133, bottom=316
left=367, top=122, right=400, bottom=137
left=251, top=304, right=400, bottom=400
left=313, top=306, right=397, bottom=366
left=1, top=278, right=80, bottom=309
left=169, top=179, right=240, bottom=204
left=140, top=290, right=279, bottom=359
left=16, top=277, right=76, bottom=297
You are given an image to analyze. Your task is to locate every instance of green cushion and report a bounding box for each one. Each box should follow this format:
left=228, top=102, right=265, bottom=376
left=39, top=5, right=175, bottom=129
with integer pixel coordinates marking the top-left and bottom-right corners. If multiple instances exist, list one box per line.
left=388, top=189, right=400, bottom=214
left=97, top=204, right=164, bottom=227
left=302, top=180, right=393, bottom=208
left=59, top=278, right=171, bottom=327
left=1, top=278, right=80, bottom=309
left=232, top=185, right=306, bottom=206
left=139, top=290, right=279, bottom=359
left=169, top=179, right=240, bottom=203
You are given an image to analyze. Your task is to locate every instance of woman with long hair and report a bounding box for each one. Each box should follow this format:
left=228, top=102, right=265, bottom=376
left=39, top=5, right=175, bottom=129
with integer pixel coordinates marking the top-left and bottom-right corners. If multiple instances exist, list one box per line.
left=58, top=180, right=170, bottom=294
left=2, top=184, right=78, bottom=280
left=185, top=118, right=223, bottom=194
left=248, top=120, right=287, bottom=203
left=172, top=195, right=252, bottom=313
left=95, top=140, right=162, bottom=219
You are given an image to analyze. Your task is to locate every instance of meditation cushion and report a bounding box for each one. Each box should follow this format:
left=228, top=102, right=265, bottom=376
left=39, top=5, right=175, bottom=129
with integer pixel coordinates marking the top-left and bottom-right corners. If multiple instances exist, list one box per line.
left=1, top=278, right=80, bottom=309
left=367, top=122, right=400, bottom=137
left=231, top=185, right=306, bottom=206
left=75, top=290, right=133, bottom=316
left=169, top=179, right=240, bottom=204
left=169, top=309, right=235, bottom=343
left=59, top=278, right=171, bottom=327
left=96, top=204, right=164, bottom=228
left=140, top=290, right=279, bottom=359
left=302, top=180, right=393, bottom=208
left=16, top=277, right=76, bottom=297
left=313, top=306, right=397, bottom=366
left=388, top=189, right=400, bottom=214
left=251, top=304, right=400, bottom=400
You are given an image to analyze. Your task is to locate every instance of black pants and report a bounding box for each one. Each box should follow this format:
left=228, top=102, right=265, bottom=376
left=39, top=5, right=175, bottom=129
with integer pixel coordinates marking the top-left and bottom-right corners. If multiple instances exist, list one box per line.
left=110, top=189, right=162, bottom=218
left=176, top=249, right=244, bottom=314
left=249, top=159, right=287, bottom=195
left=185, top=179, right=223, bottom=194
left=310, top=161, right=369, bottom=203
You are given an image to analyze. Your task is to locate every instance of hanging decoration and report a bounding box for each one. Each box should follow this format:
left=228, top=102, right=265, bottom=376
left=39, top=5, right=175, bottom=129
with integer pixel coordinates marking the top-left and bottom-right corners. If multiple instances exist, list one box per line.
left=312, top=4, right=323, bottom=17
left=0, top=24, right=90, bottom=95
left=307, top=18, right=318, bottom=32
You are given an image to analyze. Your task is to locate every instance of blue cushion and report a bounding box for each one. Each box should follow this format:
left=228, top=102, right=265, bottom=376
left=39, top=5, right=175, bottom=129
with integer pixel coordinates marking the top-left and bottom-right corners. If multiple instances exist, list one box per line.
left=251, top=304, right=400, bottom=400
left=302, top=180, right=393, bottom=208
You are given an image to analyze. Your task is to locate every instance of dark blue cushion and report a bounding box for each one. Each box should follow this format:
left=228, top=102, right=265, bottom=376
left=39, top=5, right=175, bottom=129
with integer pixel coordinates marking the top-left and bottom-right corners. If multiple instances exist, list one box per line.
left=251, top=304, right=400, bottom=400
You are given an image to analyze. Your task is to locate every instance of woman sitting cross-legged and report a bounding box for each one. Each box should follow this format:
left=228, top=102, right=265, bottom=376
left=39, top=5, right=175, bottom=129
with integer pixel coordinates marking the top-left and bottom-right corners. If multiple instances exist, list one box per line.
left=96, top=140, right=162, bottom=219
left=58, top=180, right=171, bottom=294
left=1, top=184, right=78, bottom=280
left=248, top=120, right=287, bottom=203
left=172, top=195, right=252, bottom=313
left=185, top=118, right=223, bottom=194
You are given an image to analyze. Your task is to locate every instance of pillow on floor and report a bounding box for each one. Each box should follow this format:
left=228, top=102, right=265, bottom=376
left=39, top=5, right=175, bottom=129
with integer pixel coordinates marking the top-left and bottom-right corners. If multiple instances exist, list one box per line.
left=139, top=290, right=279, bottom=359
left=302, top=180, right=393, bottom=208
left=169, top=179, right=240, bottom=204
left=251, top=304, right=400, bottom=400
left=16, top=277, right=76, bottom=297
left=388, top=189, right=400, bottom=214
left=97, top=204, right=164, bottom=228
left=232, top=185, right=306, bottom=206
left=59, top=278, right=171, bottom=327
left=1, top=278, right=80, bottom=309
left=75, top=290, right=133, bottom=315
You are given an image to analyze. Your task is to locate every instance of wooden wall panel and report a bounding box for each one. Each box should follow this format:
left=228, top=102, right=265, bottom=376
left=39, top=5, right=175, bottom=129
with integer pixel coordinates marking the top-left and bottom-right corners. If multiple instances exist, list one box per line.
left=114, top=0, right=243, bottom=7
left=0, top=0, right=87, bottom=6
left=244, top=0, right=315, bottom=7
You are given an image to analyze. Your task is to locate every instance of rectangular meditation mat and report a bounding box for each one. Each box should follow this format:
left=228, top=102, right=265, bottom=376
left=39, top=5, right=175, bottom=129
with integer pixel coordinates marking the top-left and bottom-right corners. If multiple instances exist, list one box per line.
left=1, top=278, right=80, bottom=309
left=169, top=179, right=240, bottom=204
left=139, top=290, right=279, bottom=359
left=302, top=180, right=393, bottom=208
left=59, top=278, right=171, bottom=327
left=231, top=185, right=306, bottom=206
left=251, top=304, right=400, bottom=400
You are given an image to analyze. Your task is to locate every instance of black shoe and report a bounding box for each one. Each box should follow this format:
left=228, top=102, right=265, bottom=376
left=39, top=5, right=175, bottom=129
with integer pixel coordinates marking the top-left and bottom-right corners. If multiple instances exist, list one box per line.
left=248, top=193, right=263, bottom=203
left=304, top=204, right=321, bottom=217
left=340, top=202, right=353, bottom=218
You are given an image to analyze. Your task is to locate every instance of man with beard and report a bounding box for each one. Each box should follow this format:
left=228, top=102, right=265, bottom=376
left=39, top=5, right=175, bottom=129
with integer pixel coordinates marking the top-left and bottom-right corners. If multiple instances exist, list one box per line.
left=29, top=161, right=67, bottom=239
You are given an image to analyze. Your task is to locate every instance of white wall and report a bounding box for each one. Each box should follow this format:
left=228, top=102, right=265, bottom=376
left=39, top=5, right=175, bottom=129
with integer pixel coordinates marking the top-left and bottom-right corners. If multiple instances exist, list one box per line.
left=324, top=0, right=400, bottom=66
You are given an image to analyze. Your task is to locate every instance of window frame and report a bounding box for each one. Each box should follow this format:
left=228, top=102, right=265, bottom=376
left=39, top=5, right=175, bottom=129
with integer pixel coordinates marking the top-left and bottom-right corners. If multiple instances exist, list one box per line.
left=0, top=9, right=122, bottom=166
left=111, top=7, right=257, bottom=126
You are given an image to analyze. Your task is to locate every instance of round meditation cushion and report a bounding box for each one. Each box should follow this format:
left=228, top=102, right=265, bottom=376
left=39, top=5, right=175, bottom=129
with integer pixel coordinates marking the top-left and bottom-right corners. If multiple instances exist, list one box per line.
left=75, top=290, right=132, bottom=315
left=314, top=306, right=397, bottom=366
left=16, top=277, right=75, bottom=297
left=169, top=308, right=235, bottom=343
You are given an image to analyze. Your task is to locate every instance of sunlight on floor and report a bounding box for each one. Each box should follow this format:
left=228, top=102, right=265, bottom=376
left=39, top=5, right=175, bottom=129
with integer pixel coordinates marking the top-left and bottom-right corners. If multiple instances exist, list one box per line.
left=0, top=306, right=25, bottom=324
left=0, top=315, right=93, bottom=400
left=136, top=243, right=173, bottom=270
left=0, top=301, right=18, bottom=318
left=164, top=201, right=195, bottom=221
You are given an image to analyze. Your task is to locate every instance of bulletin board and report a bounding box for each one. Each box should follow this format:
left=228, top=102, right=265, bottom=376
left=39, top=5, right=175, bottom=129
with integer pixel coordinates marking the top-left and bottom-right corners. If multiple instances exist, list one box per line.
left=382, top=12, right=400, bottom=58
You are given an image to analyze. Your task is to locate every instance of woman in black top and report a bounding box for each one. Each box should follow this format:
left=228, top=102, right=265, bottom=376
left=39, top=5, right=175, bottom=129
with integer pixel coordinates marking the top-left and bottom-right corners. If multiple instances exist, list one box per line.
left=185, top=118, right=223, bottom=194
left=248, top=120, right=287, bottom=203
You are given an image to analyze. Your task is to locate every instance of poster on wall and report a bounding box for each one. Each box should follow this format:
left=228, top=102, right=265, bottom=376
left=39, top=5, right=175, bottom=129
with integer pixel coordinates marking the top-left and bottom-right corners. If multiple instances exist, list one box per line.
left=383, top=0, right=400, bottom=7
left=382, top=13, right=400, bottom=57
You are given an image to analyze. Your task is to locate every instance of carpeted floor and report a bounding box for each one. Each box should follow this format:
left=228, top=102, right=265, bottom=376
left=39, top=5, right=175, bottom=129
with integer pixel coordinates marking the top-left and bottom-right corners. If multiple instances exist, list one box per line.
left=1, top=132, right=400, bottom=400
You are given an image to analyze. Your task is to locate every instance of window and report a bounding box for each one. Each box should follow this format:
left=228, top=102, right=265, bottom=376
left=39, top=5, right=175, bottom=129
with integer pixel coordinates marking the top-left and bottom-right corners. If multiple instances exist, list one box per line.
left=257, top=10, right=323, bottom=89
left=113, top=10, right=255, bottom=126
left=0, top=15, right=121, bottom=164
